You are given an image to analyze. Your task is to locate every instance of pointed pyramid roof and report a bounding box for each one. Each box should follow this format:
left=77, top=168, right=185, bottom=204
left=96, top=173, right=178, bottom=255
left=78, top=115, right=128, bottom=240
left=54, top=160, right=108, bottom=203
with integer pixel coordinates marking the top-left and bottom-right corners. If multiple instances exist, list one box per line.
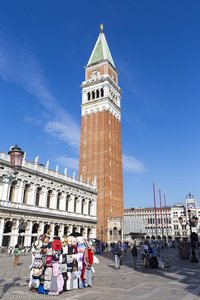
left=87, top=25, right=115, bottom=68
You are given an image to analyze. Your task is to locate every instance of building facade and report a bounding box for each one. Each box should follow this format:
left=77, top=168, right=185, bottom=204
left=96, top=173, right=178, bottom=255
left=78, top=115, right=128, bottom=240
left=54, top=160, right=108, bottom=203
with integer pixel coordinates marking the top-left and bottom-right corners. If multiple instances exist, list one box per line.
left=124, top=193, right=200, bottom=241
left=79, top=25, right=124, bottom=242
left=171, top=194, right=200, bottom=240
left=0, top=152, right=97, bottom=247
left=124, top=206, right=172, bottom=241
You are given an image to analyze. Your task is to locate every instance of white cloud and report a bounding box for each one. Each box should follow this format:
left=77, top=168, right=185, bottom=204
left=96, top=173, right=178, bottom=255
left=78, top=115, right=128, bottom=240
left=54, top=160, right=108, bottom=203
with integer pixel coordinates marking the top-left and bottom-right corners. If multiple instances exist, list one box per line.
left=56, top=155, right=79, bottom=170
left=0, top=35, right=80, bottom=149
left=122, top=154, right=145, bottom=173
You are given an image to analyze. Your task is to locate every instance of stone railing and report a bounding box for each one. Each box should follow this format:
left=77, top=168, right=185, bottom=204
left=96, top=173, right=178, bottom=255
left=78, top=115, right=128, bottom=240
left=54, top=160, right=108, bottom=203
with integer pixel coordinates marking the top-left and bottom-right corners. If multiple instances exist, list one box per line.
left=0, top=200, right=97, bottom=222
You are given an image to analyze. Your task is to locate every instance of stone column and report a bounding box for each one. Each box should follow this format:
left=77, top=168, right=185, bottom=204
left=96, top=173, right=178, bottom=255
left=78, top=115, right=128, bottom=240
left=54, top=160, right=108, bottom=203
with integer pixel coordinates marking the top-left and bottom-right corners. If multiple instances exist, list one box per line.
left=90, top=226, right=96, bottom=238
left=40, top=186, right=47, bottom=207
left=0, top=182, right=10, bottom=201
left=59, top=224, right=64, bottom=238
left=50, top=190, right=57, bottom=210
left=29, top=183, right=36, bottom=206
left=59, top=192, right=65, bottom=211
left=16, top=180, right=24, bottom=203
left=10, top=220, right=19, bottom=247
left=67, top=224, right=73, bottom=236
left=76, top=225, right=80, bottom=233
left=0, top=218, right=5, bottom=247
left=37, top=222, right=44, bottom=236
left=68, top=195, right=74, bottom=212
left=50, top=223, right=55, bottom=240
left=91, top=199, right=97, bottom=216
left=76, top=196, right=82, bottom=214
left=84, top=199, right=89, bottom=215
left=24, top=220, right=33, bottom=247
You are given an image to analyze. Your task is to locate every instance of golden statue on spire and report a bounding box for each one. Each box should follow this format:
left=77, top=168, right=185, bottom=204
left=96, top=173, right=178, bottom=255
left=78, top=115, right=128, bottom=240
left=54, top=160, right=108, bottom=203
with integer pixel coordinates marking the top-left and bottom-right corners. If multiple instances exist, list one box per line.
left=100, top=24, right=104, bottom=33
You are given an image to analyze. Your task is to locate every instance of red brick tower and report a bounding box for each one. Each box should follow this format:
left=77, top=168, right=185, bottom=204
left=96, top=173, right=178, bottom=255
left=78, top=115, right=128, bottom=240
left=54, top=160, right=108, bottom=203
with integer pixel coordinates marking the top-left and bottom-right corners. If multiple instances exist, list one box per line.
left=79, top=25, right=124, bottom=242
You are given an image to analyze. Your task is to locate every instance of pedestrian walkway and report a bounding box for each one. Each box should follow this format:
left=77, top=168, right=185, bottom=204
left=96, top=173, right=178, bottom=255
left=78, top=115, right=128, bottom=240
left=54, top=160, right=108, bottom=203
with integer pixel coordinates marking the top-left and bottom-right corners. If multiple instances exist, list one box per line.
left=1, top=248, right=200, bottom=299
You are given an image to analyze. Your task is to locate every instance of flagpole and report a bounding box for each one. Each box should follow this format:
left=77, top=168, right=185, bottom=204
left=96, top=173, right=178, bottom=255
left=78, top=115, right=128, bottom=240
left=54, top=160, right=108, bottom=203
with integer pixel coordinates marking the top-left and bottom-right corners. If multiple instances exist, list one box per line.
left=164, top=192, right=169, bottom=243
left=159, top=187, right=164, bottom=241
left=153, top=181, right=157, bottom=239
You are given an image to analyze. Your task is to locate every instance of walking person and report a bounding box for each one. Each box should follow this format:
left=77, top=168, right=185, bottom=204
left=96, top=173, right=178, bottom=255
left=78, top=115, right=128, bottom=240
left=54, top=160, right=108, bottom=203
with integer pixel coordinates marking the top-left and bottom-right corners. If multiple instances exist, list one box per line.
left=123, top=241, right=128, bottom=256
left=114, top=242, right=122, bottom=270
left=131, top=242, right=138, bottom=269
left=13, top=244, right=21, bottom=267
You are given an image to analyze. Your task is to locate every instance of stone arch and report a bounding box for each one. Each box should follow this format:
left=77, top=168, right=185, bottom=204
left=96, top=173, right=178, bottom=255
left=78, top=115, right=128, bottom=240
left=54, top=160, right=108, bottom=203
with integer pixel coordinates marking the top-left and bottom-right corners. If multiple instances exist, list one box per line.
left=92, top=91, right=95, bottom=99
left=35, top=187, right=42, bottom=206
left=44, top=224, right=50, bottom=234
left=54, top=225, right=60, bottom=237
left=113, top=227, right=117, bottom=238
left=46, top=190, right=52, bottom=208
left=32, top=223, right=39, bottom=234
left=66, top=194, right=70, bottom=211
left=64, top=225, right=69, bottom=235
left=88, top=200, right=92, bottom=215
left=87, top=228, right=91, bottom=238
left=57, top=192, right=62, bottom=210
left=2, top=220, right=12, bottom=247
left=81, top=199, right=85, bottom=214
left=80, top=227, right=84, bottom=236
left=23, top=183, right=30, bottom=204
left=9, top=181, right=17, bottom=202
left=74, top=196, right=78, bottom=213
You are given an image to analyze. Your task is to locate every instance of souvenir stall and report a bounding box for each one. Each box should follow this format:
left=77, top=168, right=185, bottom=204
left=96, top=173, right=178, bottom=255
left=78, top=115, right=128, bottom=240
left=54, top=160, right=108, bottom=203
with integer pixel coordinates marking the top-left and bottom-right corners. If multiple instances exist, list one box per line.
left=29, top=234, right=96, bottom=296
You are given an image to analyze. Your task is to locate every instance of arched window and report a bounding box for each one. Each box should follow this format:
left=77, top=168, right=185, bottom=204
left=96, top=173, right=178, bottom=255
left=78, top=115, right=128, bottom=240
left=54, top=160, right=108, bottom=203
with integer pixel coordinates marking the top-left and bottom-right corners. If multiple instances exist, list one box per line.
left=54, top=225, right=60, bottom=237
left=2, top=220, right=12, bottom=246
left=88, top=200, right=92, bottom=215
left=96, top=89, right=99, bottom=98
left=32, top=223, right=39, bottom=234
left=80, top=227, right=84, bottom=236
left=64, top=226, right=68, bottom=235
left=101, top=88, right=104, bottom=97
left=113, top=227, right=117, bottom=237
left=72, top=226, right=77, bottom=233
left=87, top=92, right=91, bottom=101
left=9, top=181, right=17, bottom=202
left=66, top=194, right=70, bottom=211
left=44, top=224, right=50, bottom=234
left=35, top=187, right=42, bottom=206
left=92, top=91, right=95, bottom=99
left=57, top=192, right=61, bottom=210
left=81, top=199, right=85, bottom=214
left=23, top=184, right=30, bottom=204
left=87, top=228, right=91, bottom=238
left=47, top=190, right=52, bottom=208
left=74, top=196, right=78, bottom=213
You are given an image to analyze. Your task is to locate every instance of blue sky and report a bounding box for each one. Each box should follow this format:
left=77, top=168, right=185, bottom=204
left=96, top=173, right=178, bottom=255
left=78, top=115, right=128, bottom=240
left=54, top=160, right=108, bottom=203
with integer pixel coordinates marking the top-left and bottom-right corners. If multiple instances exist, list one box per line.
left=0, top=0, right=200, bottom=209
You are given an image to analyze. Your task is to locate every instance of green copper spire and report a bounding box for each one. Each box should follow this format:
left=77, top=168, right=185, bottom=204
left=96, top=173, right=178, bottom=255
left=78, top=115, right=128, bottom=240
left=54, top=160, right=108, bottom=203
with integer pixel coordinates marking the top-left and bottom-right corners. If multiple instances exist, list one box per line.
left=87, top=25, right=115, bottom=68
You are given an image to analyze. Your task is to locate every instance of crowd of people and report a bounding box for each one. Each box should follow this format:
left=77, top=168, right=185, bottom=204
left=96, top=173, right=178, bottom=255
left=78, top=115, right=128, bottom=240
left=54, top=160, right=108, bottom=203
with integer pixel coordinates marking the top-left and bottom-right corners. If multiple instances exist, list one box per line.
left=109, top=239, right=170, bottom=270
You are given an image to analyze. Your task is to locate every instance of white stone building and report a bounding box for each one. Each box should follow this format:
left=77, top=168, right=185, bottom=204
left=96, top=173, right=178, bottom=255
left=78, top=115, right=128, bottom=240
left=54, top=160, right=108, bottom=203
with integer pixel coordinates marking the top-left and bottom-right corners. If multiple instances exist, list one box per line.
left=124, top=206, right=172, bottom=241
left=124, top=193, right=200, bottom=241
left=0, top=152, right=97, bottom=247
left=171, top=194, right=200, bottom=240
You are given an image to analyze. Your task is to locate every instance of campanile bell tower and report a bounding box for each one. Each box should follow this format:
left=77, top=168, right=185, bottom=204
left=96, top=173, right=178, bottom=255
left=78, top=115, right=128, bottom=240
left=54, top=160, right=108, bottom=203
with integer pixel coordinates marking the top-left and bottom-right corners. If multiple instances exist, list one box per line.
left=79, top=25, right=124, bottom=241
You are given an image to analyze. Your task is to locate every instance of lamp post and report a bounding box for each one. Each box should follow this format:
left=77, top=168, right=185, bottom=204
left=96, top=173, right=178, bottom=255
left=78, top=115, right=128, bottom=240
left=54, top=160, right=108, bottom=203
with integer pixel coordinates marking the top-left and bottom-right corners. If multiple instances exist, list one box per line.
left=0, top=145, right=24, bottom=183
left=179, top=209, right=198, bottom=262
